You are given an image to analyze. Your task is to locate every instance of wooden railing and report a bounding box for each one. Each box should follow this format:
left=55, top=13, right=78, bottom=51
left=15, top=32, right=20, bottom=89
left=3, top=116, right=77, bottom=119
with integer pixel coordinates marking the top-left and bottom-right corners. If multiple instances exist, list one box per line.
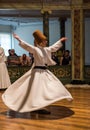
left=7, top=65, right=90, bottom=84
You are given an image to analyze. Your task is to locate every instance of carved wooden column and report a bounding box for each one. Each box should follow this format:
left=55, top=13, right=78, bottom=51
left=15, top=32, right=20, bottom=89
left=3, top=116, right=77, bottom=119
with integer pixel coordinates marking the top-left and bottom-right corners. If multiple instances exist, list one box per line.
left=59, top=18, right=67, bottom=50
left=71, top=0, right=85, bottom=83
left=42, top=11, right=50, bottom=46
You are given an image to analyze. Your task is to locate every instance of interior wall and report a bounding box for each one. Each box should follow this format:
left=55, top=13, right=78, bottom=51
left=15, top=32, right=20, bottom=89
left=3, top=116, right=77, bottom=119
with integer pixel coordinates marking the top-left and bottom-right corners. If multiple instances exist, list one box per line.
left=49, top=20, right=60, bottom=45
left=85, top=18, right=90, bottom=65
left=13, top=18, right=72, bottom=56
left=65, top=18, right=71, bottom=53
left=13, top=22, right=43, bottom=56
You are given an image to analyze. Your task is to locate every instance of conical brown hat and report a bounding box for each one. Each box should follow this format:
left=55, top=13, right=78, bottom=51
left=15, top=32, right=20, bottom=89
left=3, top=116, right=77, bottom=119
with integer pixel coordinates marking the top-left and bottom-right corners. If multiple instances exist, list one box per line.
left=33, top=30, right=47, bottom=43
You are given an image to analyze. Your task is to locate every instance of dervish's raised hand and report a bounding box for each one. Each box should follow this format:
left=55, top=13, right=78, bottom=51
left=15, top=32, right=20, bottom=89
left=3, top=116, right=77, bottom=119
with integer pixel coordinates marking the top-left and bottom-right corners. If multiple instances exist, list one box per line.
left=13, top=33, right=22, bottom=42
left=60, top=37, right=68, bottom=42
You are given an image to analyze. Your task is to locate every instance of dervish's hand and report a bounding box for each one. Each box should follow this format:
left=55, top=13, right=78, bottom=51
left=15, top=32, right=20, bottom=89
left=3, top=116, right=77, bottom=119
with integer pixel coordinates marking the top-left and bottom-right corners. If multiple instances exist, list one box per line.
left=60, top=37, right=68, bottom=42
left=13, top=33, right=22, bottom=42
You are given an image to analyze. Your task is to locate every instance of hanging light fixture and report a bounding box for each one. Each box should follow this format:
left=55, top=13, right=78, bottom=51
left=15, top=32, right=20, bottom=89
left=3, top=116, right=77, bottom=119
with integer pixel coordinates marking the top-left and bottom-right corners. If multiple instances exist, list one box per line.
left=40, top=0, right=52, bottom=14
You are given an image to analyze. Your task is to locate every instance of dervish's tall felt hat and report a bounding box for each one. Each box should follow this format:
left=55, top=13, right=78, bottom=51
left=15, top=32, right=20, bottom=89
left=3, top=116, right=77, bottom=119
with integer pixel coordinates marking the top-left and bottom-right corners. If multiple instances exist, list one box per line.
left=33, top=30, right=47, bottom=43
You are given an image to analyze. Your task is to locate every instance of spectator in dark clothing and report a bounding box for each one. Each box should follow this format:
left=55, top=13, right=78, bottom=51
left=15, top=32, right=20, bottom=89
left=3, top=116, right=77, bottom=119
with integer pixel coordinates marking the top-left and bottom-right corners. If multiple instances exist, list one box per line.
left=7, top=49, right=20, bottom=66
left=51, top=52, right=59, bottom=65
left=60, top=50, right=71, bottom=65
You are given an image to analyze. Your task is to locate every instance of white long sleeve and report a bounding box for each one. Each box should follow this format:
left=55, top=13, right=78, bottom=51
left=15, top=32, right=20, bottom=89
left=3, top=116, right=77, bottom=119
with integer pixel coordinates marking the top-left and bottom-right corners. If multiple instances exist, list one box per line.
left=48, top=40, right=63, bottom=52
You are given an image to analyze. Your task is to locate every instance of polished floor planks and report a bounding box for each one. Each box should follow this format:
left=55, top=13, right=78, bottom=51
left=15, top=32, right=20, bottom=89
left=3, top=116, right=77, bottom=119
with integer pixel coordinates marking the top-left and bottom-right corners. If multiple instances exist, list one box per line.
left=0, top=86, right=90, bottom=130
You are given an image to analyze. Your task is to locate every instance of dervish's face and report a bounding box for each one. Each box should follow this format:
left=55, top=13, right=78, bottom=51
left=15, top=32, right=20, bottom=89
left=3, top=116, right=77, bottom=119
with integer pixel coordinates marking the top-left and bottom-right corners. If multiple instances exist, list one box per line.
left=40, top=40, right=48, bottom=47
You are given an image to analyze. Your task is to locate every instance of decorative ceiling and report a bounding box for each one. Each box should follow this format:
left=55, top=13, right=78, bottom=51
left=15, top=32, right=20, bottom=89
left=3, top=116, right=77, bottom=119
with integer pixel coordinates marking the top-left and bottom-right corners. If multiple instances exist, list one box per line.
left=0, top=0, right=71, bottom=4
left=0, top=9, right=71, bottom=26
left=0, top=0, right=90, bottom=26
left=0, top=0, right=71, bottom=25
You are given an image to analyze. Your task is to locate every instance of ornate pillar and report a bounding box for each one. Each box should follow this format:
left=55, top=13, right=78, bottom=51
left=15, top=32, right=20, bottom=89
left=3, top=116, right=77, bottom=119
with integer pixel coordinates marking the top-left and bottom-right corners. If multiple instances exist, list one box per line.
left=41, top=11, right=50, bottom=46
left=71, top=0, right=85, bottom=83
left=59, top=18, right=67, bottom=50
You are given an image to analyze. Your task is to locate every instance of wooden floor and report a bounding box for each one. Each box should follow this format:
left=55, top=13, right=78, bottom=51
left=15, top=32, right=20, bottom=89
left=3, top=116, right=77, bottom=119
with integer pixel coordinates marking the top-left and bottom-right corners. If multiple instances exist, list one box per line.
left=0, top=85, right=90, bottom=130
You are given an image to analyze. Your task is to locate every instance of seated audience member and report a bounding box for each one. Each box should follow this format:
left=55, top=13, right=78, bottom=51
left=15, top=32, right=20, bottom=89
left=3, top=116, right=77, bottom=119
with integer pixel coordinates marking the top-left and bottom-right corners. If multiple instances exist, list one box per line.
left=7, top=49, right=20, bottom=66
left=28, top=52, right=34, bottom=66
left=60, top=50, right=71, bottom=65
left=51, top=52, right=59, bottom=65
left=20, top=54, right=31, bottom=66
left=8, top=49, right=11, bottom=56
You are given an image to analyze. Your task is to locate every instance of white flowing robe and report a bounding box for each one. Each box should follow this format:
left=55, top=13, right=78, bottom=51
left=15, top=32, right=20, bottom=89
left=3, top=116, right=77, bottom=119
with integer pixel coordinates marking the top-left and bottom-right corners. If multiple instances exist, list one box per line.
left=2, top=40, right=73, bottom=112
left=0, top=47, right=11, bottom=89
